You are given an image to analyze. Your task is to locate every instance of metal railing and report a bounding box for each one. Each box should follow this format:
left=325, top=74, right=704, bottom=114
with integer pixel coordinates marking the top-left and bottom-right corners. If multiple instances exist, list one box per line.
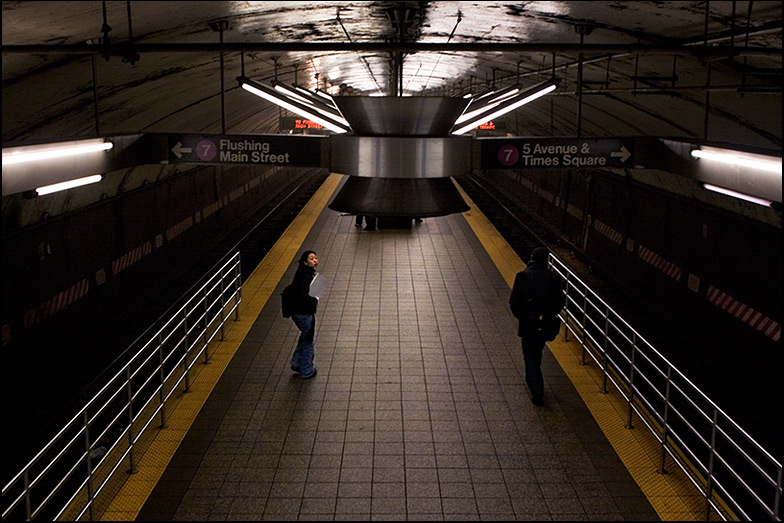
left=548, top=254, right=782, bottom=521
left=1, top=252, right=242, bottom=521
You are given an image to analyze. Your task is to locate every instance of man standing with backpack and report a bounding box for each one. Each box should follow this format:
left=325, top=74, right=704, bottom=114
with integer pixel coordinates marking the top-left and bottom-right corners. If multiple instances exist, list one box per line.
left=509, top=247, right=566, bottom=405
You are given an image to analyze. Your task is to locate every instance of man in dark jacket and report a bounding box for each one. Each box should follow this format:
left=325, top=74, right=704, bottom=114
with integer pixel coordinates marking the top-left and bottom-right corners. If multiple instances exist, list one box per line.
left=509, top=247, right=565, bottom=405
left=287, top=250, right=320, bottom=379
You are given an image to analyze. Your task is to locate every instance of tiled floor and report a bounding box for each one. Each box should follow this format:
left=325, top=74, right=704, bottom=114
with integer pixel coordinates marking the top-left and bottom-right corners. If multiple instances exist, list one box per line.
left=132, top=194, right=659, bottom=521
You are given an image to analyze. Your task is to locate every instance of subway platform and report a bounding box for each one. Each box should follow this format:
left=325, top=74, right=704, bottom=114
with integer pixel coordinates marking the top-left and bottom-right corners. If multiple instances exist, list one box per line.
left=102, top=174, right=707, bottom=521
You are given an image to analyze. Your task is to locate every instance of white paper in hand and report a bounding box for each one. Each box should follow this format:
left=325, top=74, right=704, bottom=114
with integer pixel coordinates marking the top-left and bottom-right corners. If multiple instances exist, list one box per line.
left=309, top=273, right=326, bottom=299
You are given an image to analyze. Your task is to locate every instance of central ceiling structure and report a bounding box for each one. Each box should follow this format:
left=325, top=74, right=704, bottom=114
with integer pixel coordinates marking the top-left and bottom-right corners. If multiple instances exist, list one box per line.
left=2, top=1, right=781, bottom=152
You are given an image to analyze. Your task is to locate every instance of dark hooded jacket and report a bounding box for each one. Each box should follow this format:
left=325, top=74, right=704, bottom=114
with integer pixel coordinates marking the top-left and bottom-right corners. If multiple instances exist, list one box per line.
left=509, top=259, right=565, bottom=337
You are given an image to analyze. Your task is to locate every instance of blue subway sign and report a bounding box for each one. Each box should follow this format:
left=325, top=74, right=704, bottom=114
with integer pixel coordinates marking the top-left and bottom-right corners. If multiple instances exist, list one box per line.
left=480, top=137, right=634, bottom=169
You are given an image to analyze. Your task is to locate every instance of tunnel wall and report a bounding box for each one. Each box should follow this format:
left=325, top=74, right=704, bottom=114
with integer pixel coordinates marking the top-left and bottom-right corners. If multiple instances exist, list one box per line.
left=1, top=162, right=311, bottom=351
left=480, top=167, right=782, bottom=349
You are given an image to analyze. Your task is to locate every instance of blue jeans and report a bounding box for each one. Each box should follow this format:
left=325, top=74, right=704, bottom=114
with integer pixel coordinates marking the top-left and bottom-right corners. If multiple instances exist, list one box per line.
left=291, top=314, right=315, bottom=376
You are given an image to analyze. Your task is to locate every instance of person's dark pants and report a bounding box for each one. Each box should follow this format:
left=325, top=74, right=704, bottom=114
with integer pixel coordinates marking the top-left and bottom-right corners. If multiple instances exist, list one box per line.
left=520, top=331, right=547, bottom=401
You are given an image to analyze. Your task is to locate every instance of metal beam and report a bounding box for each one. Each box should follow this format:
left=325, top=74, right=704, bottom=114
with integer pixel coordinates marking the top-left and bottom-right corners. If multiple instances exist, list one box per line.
left=2, top=42, right=780, bottom=59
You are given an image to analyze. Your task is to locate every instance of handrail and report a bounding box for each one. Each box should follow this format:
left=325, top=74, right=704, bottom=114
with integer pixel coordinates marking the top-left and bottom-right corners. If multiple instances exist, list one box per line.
left=548, top=254, right=782, bottom=521
left=1, top=252, right=242, bottom=521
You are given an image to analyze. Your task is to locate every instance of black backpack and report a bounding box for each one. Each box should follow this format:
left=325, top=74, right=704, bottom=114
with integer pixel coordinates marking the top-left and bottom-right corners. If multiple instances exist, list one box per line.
left=281, top=284, right=295, bottom=318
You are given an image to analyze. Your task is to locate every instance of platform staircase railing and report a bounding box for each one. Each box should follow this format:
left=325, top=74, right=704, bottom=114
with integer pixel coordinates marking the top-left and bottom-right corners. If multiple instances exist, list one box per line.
left=1, top=252, right=242, bottom=521
left=548, top=254, right=782, bottom=521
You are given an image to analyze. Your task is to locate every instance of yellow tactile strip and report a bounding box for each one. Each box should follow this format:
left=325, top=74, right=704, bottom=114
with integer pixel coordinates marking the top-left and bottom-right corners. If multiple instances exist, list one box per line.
left=453, top=179, right=714, bottom=521
left=100, top=173, right=342, bottom=521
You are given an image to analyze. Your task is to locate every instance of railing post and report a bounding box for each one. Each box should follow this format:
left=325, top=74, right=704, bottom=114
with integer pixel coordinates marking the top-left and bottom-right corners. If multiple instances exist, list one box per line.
left=83, top=410, right=95, bottom=521
left=774, top=466, right=782, bottom=521
left=219, top=267, right=227, bottom=342
left=183, top=307, right=191, bottom=393
left=125, top=367, right=137, bottom=474
left=658, top=366, right=672, bottom=474
left=157, top=332, right=168, bottom=429
left=626, top=335, right=636, bottom=429
left=563, top=272, right=571, bottom=343
left=601, top=305, right=610, bottom=394
left=22, top=470, right=32, bottom=520
left=580, top=289, right=588, bottom=365
left=706, top=408, right=719, bottom=521
left=202, top=285, right=211, bottom=364
left=234, top=256, right=242, bottom=321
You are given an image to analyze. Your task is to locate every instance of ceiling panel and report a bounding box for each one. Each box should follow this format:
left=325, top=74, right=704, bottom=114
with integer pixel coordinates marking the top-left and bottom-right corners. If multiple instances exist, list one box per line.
left=2, top=1, right=781, bottom=151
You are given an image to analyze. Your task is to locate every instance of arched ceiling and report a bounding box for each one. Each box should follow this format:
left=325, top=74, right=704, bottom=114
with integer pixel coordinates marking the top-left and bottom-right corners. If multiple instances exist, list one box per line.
left=2, top=1, right=782, bottom=149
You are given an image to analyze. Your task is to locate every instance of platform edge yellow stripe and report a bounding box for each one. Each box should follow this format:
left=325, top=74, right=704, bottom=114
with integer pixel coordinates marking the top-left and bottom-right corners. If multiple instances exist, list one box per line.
left=100, top=173, right=342, bottom=521
left=453, top=178, right=708, bottom=521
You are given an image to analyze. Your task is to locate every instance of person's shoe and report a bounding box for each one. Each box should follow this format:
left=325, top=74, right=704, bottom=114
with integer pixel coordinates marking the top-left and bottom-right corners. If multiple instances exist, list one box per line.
left=300, top=368, right=317, bottom=380
left=290, top=363, right=300, bottom=373
left=531, top=394, right=544, bottom=406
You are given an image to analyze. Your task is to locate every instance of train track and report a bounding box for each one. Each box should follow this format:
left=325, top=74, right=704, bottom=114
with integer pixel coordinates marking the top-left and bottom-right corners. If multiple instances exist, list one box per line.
left=3, top=169, right=328, bottom=480
left=459, top=173, right=782, bottom=462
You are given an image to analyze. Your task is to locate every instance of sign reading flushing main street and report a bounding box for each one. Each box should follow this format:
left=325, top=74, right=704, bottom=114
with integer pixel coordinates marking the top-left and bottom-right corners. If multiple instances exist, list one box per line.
left=168, top=134, right=324, bottom=166
left=480, top=137, right=634, bottom=169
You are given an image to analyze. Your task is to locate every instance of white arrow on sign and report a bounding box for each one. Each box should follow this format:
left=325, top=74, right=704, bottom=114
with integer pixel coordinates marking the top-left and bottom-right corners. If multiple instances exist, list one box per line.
left=611, top=146, right=631, bottom=163
left=172, top=142, right=193, bottom=159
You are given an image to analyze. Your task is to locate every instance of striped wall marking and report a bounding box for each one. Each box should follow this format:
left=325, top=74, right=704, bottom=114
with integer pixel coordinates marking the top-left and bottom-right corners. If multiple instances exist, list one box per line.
left=111, top=241, right=153, bottom=276
left=202, top=200, right=221, bottom=218
left=14, top=172, right=273, bottom=335
left=566, top=203, right=583, bottom=219
left=637, top=245, right=682, bottom=281
left=23, top=278, right=91, bottom=328
left=707, top=286, right=780, bottom=342
left=593, top=219, right=623, bottom=245
left=229, top=186, right=244, bottom=201
left=165, top=216, right=194, bottom=242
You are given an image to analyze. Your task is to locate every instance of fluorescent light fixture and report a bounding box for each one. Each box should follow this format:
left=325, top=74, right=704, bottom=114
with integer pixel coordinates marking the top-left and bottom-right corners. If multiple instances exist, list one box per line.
left=462, top=84, right=520, bottom=109
left=454, top=89, right=521, bottom=125
left=451, top=77, right=559, bottom=135
left=35, top=174, right=103, bottom=196
left=273, top=82, right=349, bottom=123
left=3, top=139, right=113, bottom=166
left=238, top=76, right=352, bottom=134
left=702, top=183, right=773, bottom=206
left=691, top=146, right=781, bottom=174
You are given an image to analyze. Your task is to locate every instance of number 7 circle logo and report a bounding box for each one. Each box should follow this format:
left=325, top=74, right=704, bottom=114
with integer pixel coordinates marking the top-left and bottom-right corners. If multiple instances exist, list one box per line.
left=498, top=144, right=519, bottom=166
left=196, top=139, right=217, bottom=162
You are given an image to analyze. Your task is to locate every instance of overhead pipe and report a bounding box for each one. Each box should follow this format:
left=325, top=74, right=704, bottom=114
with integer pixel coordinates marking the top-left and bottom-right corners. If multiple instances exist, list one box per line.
left=3, top=41, right=780, bottom=58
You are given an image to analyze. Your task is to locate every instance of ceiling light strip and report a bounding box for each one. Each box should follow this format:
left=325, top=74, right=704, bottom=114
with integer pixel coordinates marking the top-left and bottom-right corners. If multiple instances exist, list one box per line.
left=702, top=183, right=773, bottom=206
left=452, top=78, right=559, bottom=135
left=3, top=139, right=113, bottom=165
left=36, top=174, right=103, bottom=196
left=273, top=83, right=349, bottom=123
left=239, top=76, right=351, bottom=134
left=691, top=147, right=782, bottom=174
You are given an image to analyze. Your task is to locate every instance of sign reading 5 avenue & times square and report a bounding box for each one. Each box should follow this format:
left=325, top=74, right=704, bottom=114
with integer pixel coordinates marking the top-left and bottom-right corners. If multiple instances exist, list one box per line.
left=480, top=137, right=634, bottom=169
left=168, top=133, right=325, bottom=166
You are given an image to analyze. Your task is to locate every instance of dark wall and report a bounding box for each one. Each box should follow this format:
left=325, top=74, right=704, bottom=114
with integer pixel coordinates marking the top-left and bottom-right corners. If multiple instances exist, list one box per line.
left=1, top=163, right=305, bottom=353
left=480, top=167, right=782, bottom=411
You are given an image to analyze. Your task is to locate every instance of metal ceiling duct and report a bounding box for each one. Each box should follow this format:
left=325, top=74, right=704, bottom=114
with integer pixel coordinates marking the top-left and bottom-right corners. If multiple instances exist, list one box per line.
left=328, top=176, right=469, bottom=218
left=329, top=96, right=472, bottom=219
left=330, top=135, right=472, bottom=178
left=332, top=96, right=469, bottom=136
